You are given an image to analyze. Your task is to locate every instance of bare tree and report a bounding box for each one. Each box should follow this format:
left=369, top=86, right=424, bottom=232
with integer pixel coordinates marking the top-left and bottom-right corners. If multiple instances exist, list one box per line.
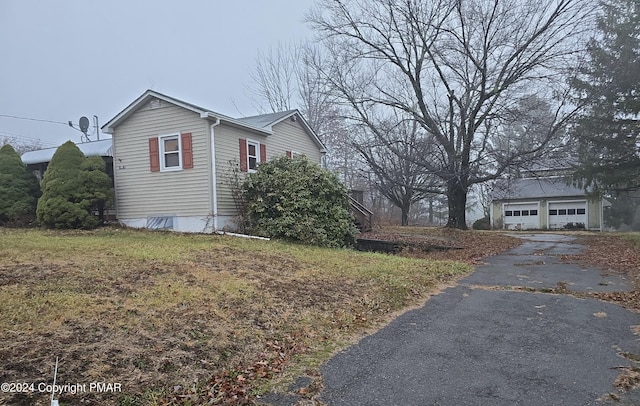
left=355, top=117, right=440, bottom=225
left=249, top=41, right=301, bottom=113
left=249, top=42, right=366, bottom=188
left=0, top=135, right=43, bottom=155
left=307, top=0, right=593, bottom=228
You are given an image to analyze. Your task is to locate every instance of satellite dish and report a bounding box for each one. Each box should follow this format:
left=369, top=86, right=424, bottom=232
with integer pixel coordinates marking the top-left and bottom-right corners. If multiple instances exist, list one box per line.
left=79, top=116, right=90, bottom=133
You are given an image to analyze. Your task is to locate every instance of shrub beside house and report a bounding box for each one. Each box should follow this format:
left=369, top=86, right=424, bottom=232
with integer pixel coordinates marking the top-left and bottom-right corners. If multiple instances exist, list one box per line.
left=36, top=141, right=112, bottom=229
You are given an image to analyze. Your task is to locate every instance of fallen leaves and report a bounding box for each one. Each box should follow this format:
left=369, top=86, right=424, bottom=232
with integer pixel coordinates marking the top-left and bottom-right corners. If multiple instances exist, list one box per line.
left=563, top=234, right=640, bottom=311
left=169, top=340, right=298, bottom=405
left=613, top=366, right=640, bottom=391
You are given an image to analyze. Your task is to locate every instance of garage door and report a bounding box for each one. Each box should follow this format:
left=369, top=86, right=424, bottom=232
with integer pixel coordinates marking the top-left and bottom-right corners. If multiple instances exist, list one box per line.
left=548, top=201, right=586, bottom=229
left=504, top=203, right=540, bottom=230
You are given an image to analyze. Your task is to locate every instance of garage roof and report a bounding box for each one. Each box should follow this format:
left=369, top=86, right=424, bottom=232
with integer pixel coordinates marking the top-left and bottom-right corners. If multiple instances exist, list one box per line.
left=491, top=177, right=590, bottom=201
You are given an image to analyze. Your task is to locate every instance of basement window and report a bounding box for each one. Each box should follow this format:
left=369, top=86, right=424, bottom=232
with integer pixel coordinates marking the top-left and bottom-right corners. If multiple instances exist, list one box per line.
left=146, top=216, right=174, bottom=230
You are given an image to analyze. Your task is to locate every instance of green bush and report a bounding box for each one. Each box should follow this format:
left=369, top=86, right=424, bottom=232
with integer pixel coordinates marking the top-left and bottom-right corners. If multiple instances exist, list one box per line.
left=36, top=141, right=112, bottom=229
left=472, top=216, right=491, bottom=230
left=0, top=144, right=40, bottom=226
left=80, top=156, right=114, bottom=221
left=242, top=156, right=357, bottom=247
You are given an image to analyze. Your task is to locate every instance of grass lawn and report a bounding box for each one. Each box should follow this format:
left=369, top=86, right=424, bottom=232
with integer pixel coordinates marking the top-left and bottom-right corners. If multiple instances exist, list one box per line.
left=0, top=227, right=472, bottom=405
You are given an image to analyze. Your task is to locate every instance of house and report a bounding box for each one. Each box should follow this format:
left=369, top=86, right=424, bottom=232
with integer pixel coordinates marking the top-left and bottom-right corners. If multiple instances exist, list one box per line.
left=489, top=176, right=609, bottom=231
left=21, top=139, right=114, bottom=183
left=101, top=89, right=326, bottom=233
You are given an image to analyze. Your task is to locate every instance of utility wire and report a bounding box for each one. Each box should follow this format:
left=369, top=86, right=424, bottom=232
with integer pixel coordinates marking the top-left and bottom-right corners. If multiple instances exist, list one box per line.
left=0, top=114, right=68, bottom=126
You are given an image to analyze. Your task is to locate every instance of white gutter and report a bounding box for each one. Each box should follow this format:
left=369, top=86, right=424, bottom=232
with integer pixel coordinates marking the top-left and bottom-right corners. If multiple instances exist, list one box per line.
left=210, top=119, right=221, bottom=231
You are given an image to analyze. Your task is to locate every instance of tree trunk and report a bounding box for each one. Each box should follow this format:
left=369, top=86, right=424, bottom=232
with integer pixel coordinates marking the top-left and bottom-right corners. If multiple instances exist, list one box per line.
left=401, top=206, right=409, bottom=226
left=399, top=193, right=412, bottom=226
left=446, top=180, right=468, bottom=229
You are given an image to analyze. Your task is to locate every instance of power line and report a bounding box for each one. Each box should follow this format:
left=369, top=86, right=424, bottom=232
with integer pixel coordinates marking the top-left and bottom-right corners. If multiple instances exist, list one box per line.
left=0, top=114, right=68, bottom=126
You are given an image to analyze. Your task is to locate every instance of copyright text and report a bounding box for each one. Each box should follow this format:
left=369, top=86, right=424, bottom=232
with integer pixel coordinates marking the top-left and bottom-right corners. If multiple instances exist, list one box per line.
left=1, top=381, right=122, bottom=394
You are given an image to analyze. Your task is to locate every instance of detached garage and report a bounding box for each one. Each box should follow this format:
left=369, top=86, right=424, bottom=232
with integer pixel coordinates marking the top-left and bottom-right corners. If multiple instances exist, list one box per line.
left=490, top=177, right=609, bottom=231
left=503, top=202, right=540, bottom=230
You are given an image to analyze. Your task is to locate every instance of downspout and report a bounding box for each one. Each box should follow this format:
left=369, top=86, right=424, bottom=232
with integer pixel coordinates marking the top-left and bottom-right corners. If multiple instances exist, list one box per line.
left=210, top=119, right=221, bottom=231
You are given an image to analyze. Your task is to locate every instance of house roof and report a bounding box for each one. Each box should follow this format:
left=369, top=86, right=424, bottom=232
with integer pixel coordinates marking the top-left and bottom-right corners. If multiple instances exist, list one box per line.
left=101, top=90, right=326, bottom=152
left=21, top=139, right=113, bottom=165
left=490, top=177, right=590, bottom=201
left=238, top=110, right=298, bottom=129
left=101, top=90, right=268, bottom=135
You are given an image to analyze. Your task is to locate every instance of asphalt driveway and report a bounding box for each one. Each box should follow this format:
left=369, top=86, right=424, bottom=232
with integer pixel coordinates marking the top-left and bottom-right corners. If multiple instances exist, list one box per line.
left=319, top=234, right=640, bottom=405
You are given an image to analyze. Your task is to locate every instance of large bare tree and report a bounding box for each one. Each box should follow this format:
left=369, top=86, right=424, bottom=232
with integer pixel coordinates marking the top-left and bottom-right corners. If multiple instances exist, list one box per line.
left=307, top=0, right=593, bottom=228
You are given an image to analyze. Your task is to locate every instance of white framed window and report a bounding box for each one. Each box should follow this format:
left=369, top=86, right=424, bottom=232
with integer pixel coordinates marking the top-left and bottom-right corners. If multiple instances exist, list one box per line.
left=247, top=139, right=260, bottom=172
left=160, top=134, right=182, bottom=171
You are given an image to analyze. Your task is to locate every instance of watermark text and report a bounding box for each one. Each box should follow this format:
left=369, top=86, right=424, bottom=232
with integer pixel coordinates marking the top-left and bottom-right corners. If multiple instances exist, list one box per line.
left=1, top=381, right=122, bottom=394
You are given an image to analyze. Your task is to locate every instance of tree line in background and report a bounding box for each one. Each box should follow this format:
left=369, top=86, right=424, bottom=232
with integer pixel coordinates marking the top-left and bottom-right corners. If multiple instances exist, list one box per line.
left=249, top=0, right=639, bottom=229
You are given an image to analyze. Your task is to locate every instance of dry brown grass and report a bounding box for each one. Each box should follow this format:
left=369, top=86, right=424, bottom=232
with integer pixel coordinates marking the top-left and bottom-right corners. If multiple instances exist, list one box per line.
left=361, top=226, right=522, bottom=263
left=0, top=227, right=476, bottom=405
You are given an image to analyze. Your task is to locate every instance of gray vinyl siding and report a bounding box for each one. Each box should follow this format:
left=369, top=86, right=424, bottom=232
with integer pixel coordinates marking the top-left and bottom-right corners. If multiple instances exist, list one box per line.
left=214, top=118, right=322, bottom=216
left=113, top=101, right=212, bottom=219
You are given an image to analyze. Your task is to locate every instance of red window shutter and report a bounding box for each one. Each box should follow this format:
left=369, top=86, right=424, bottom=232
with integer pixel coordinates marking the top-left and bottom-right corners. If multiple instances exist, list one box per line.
left=239, top=138, right=248, bottom=172
left=149, top=137, right=160, bottom=172
left=286, top=150, right=292, bottom=158
left=181, top=132, right=193, bottom=169
left=260, top=143, right=267, bottom=163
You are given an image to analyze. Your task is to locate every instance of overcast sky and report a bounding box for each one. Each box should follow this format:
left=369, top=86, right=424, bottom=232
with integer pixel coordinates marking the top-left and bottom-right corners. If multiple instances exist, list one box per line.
left=0, top=0, right=316, bottom=148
